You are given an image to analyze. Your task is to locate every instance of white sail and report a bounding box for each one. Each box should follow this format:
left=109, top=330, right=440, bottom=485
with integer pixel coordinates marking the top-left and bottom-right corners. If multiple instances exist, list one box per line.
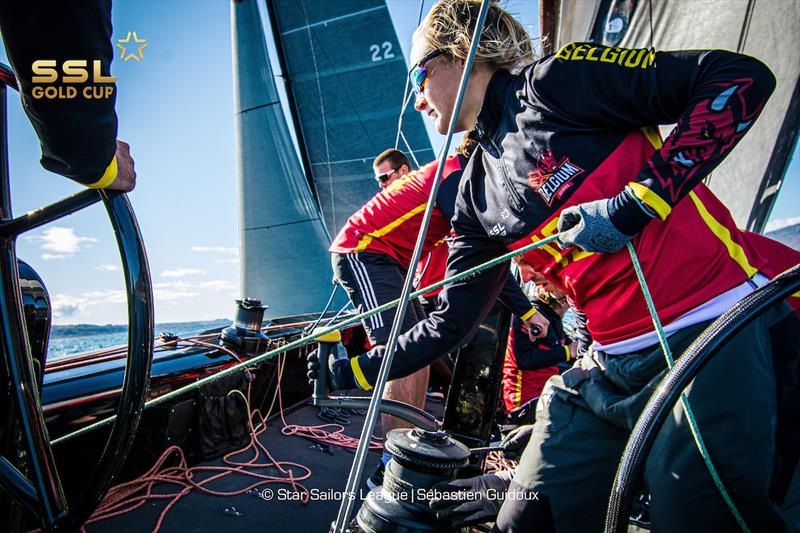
left=546, top=0, right=800, bottom=231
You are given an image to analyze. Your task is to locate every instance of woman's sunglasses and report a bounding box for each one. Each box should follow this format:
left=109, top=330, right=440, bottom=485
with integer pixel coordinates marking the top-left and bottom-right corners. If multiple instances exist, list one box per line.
left=409, top=49, right=443, bottom=95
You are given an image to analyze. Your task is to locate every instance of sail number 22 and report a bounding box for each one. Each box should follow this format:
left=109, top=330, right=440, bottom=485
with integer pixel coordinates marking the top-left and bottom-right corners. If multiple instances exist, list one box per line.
left=370, top=42, right=395, bottom=62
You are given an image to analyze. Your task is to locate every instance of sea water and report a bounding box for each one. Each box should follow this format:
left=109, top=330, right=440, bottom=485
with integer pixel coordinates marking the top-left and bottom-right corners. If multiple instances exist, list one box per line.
left=47, top=319, right=231, bottom=359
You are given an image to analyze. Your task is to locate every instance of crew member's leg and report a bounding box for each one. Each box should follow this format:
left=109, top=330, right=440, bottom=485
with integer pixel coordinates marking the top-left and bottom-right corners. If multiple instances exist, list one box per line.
left=494, top=322, right=712, bottom=532
left=382, top=296, right=429, bottom=434
left=493, top=377, right=630, bottom=532
left=331, top=252, right=430, bottom=432
left=646, top=310, right=793, bottom=532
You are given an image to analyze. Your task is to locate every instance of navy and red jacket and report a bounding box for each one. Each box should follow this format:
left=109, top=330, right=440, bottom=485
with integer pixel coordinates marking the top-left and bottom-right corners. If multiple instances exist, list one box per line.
left=501, top=302, right=568, bottom=413
left=0, top=1, right=118, bottom=184
left=348, top=43, right=800, bottom=389
left=331, top=154, right=535, bottom=320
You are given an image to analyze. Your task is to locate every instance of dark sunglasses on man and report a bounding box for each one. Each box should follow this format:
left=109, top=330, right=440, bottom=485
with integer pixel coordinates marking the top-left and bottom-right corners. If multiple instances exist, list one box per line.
left=375, top=168, right=397, bottom=184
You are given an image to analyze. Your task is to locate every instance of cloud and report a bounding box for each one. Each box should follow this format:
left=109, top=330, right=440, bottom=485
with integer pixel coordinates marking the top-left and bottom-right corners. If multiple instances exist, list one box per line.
left=152, top=281, right=204, bottom=301
left=154, top=287, right=199, bottom=301
left=24, top=227, right=97, bottom=260
left=192, top=246, right=238, bottom=255
left=154, top=281, right=195, bottom=290
left=98, top=264, right=121, bottom=272
left=51, top=294, right=89, bottom=319
left=161, top=268, right=206, bottom=278
left=199, top=280, right=235, bottom=291
left=39, top=227, right=97, bottom=254
left=52, top=291, right=126, bottom=320
left=765, top=216, right=800, bottom=233
left=193, top=246, right=239, bottom=264
left=150, top=279, right=234, bottom=300
left=83, top=289, right=128, bottom=304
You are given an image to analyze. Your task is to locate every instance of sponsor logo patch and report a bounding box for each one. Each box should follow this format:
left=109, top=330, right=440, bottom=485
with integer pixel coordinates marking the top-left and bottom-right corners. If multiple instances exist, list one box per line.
left=527, top=149, right=584, bottom=205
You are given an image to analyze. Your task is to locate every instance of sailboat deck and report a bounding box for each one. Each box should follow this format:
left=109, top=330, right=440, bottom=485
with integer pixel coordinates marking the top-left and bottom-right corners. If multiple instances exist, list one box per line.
left=84, top=401, right=382, bottom=532
left=83, top=398, right=800, bottom=533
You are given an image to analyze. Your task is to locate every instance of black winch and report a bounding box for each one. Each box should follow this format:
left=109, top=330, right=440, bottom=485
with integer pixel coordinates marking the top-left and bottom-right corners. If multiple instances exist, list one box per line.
left=356, top=428, right=470, bottom=532
left=220, top=298, right=269, bottom=356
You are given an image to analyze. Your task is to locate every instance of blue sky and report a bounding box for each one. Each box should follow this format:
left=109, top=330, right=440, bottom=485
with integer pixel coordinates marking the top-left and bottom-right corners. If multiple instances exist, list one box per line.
left=1, top=1, right=797, bottom=325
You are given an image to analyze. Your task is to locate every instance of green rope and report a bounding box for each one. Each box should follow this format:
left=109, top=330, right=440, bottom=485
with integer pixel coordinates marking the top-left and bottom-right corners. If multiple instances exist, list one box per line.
left=625, top=242, right=749, bottom=532
left=51, top=234, right=561, bottom=445
left=52, top=232, right=747, bottom=532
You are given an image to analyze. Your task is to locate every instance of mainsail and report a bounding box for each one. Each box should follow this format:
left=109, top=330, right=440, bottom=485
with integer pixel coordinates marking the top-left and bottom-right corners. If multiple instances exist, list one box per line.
left=232, top=0, right=341, bottom=318
left=233, top=0, right=434, bottom=318
left=545, top=0, right=799, bottom=232
left=266, top=0, right=435, bottom=235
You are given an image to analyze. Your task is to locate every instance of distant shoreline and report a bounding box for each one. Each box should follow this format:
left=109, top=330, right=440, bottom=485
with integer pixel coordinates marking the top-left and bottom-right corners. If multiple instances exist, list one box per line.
left=51, top=319, right=231, bottom=339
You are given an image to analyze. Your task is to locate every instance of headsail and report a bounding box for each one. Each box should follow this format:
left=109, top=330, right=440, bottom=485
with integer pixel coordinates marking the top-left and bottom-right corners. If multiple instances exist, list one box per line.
left=232, top=0, right=342, bottom=318
left=267, top=0, right=434, bottom=235
left=545, top=0, right=800, bottom=231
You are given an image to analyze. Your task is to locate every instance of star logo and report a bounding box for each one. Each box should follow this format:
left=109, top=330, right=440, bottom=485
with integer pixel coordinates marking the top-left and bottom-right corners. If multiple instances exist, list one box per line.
left=116, top=31, right=148, bottom=62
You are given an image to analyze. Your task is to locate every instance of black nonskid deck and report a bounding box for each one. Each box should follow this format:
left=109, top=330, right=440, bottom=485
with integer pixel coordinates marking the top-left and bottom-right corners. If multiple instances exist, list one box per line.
left=85, top=398, right=442, bottom=532
left=83, top=396, right=799, bottom=532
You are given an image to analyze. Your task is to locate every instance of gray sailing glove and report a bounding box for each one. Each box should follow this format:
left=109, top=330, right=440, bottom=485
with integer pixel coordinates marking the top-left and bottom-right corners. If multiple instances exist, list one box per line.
left=557, top=199, right=632, bottom=253
left=306, top=343, right=358, bottom=390
left=500, top=424, right=535, bottom=459
left=429, top=471, right=512, bottom=527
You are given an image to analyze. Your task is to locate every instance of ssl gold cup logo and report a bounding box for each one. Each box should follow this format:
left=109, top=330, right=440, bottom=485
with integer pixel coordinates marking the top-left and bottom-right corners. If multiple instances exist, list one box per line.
left=31, top=60, right=116, bottom=100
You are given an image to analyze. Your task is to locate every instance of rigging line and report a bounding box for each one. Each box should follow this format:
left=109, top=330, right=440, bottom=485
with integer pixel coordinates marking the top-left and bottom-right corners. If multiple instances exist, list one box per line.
left=281, top=5, right=385, bottom=35
left=400, top=130, right=421, bottom=168
left=321, top=300, right=353, bottom=328
left=303, top=283, right=340, bottom=335
left=625, top=243, right=750, bottom=532
left=52, top=233, right=561, bottom=446
left=333, top=2, right=492, bottom=530
left=395, top=0, right=428, bottom=150
left=394, top=86, right=412, bottom=150
left=298, top=0, right=336, bottom=230
left=736, top=0, right=756, bottom=53
left=648, top=0, right=654, bottom=50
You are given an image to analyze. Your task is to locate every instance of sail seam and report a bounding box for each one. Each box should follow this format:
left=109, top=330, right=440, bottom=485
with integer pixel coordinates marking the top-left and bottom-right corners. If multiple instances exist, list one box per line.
left=238, top=100, right=281, bottom=114
left=244, top=218, right=322, bottom=232
left=310, top=151, right=434, bottom=167
left=281, top=6, right=384, bottom=35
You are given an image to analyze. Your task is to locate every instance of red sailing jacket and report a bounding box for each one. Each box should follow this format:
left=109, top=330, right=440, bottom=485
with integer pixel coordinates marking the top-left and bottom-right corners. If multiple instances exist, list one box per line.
left=415, top=241, right=449, bottom=298
left=329, top=156, right=463, bottom=268
left=501, top=310, right=566, bottom=412
left=350, top=44, right=800, bottom=388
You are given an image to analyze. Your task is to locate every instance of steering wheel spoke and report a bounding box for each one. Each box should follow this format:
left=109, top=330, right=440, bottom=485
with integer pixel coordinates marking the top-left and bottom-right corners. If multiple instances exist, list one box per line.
left=0, top=67, right=154, bottom=532
left=0, top=242, right=67, bottom=527
left=0, top=189, right=102, bottom=238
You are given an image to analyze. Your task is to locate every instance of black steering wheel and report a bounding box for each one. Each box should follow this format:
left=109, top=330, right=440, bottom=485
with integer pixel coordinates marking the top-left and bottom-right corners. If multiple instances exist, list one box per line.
left=605, top=264, right=800, bottom=532
left=0, top=64, right=154, bottom=531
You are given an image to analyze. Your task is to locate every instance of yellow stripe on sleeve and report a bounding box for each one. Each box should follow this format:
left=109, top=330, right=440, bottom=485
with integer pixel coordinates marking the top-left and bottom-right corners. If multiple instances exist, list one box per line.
left=86, top=156, right=118, bottom=189
left=627, top=182, right=672, bottom=221
left=641, top=126, right=663, bottom=149
left=520, top=307, right=538, bottom=321
left=350, top=356, right=373, bottom=391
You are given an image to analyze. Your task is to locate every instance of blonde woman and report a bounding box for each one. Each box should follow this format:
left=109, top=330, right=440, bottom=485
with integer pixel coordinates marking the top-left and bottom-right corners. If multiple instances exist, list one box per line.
left=313, top=1, right=800, bottom=530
